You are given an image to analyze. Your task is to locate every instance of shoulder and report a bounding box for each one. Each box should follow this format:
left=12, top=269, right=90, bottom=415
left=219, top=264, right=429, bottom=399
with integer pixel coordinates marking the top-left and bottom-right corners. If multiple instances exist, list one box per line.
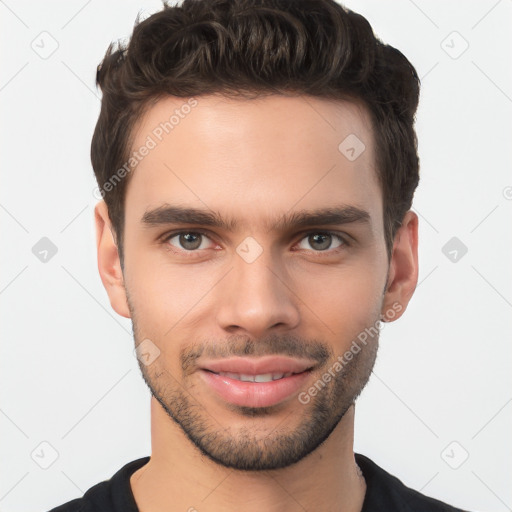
left=46, top=457, right=150, bottom=512
left=46, top=482, right=109, bottom=512
left=355, top=453, right=471, bottom=512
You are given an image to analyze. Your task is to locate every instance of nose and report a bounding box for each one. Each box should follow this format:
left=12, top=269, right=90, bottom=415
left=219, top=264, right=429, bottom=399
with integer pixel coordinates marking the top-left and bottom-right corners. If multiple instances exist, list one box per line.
left=215, top=248, right=301, bottom=339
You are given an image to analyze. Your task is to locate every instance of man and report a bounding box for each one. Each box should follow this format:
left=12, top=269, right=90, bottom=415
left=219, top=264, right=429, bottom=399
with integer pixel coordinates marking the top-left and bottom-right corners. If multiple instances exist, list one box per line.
left=49, top=0, right=470, bottom=510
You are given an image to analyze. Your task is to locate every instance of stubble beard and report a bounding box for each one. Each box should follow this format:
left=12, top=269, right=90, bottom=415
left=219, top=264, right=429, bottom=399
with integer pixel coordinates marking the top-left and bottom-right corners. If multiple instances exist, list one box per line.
left=129, top=304, right=379, bottom=471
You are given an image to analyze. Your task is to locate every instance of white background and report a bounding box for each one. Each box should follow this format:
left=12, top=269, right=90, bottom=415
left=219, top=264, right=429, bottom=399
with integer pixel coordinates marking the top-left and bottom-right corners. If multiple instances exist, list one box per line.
left=0, top=1, right=511, bottom=511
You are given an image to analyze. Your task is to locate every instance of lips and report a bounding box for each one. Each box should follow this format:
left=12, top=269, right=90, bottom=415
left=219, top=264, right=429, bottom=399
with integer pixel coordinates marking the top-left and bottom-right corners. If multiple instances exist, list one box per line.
left=198, top=356, right=316, bottom=408
left=199, top=356, right=316, bottom=376
left=214, top=371, right=293, bottom=382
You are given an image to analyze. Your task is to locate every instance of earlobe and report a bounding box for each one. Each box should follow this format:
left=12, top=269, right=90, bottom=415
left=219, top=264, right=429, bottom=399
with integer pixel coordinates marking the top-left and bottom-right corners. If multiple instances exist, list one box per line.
left=381, top=210, right=419, bottom=322
left=94, top=201, right=131, bottom=319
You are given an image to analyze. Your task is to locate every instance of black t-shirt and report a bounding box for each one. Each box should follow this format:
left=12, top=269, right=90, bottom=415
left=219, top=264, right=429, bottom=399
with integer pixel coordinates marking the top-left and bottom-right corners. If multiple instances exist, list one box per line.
left=47, top=453, right=470, bottom=511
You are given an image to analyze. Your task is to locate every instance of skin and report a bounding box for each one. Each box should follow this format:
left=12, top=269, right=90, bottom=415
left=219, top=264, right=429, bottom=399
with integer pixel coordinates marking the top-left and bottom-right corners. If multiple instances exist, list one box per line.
left=95, top=93, right=418, bottom=512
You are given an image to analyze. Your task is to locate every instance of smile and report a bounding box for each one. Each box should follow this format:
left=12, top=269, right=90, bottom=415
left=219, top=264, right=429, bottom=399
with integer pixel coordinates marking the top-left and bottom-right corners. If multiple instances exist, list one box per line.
left=199, top=368, right=312, bottom=408
left=212, top=371, right=295, bottom=382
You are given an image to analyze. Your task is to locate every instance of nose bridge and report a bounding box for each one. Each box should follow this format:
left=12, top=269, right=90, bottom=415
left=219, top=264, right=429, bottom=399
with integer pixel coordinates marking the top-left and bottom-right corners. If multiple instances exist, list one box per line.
left=215, top=238, right=300, bottom=335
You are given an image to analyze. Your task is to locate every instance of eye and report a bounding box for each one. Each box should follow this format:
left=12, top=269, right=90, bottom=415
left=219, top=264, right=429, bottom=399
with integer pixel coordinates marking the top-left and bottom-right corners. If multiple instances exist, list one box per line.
left=160, top=229, right=349, bottom=256
left=296, top=231, right=348, bottom=252
left=163, top=231, right=215, bottom=252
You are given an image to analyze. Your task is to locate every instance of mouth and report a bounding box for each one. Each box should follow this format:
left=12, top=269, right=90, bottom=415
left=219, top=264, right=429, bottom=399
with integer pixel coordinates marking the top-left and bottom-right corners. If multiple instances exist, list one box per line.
left=198, top=355, right=316, bottom=376
left=197, top=357, right=316, bottom=408
left=204, top=369, right=306, bottom=382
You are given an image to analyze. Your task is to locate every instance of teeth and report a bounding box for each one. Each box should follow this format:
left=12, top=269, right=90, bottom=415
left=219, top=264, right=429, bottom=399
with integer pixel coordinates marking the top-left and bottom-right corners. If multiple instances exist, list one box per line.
left=217, top=372, right=294, bottom=382
left=254, top=373, right=274, bottom=382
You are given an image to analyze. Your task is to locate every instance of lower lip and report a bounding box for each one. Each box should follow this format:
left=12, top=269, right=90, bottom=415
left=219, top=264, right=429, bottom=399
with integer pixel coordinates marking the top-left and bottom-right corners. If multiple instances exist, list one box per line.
left=199, top=369, right=312, bottom=408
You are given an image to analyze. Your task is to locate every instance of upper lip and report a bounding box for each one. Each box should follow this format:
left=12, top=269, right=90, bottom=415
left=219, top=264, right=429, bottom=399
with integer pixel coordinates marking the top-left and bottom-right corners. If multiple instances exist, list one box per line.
left=199, top=356, right=316, bottom=375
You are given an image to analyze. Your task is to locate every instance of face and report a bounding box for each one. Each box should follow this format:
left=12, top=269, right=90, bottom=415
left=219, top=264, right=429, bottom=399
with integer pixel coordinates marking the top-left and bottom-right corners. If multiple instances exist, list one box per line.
left=97, top=93, right=417, bottom=471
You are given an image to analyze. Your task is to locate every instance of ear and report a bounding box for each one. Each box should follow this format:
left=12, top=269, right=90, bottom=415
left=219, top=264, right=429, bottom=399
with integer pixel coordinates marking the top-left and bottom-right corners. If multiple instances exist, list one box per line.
left=94, top=201, right=131, bottom=319
left=381, top=210, right=418, bottom=322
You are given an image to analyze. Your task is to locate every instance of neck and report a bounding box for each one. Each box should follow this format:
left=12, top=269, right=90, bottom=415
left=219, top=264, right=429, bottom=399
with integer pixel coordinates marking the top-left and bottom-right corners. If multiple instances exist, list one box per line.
left=130, top=397, right=366, bottom=512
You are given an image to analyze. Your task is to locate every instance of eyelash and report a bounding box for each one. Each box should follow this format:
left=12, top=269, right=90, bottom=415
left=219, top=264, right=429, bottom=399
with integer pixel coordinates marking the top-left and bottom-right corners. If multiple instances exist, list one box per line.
left=160, top=229, right=350, bottom=256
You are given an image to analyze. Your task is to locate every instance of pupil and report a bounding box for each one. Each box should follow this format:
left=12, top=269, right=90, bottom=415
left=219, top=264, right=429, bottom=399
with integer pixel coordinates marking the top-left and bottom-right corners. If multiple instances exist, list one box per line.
left=181, top=233, right=201, bottom=250
left=310, top=233, right=330, bottom=250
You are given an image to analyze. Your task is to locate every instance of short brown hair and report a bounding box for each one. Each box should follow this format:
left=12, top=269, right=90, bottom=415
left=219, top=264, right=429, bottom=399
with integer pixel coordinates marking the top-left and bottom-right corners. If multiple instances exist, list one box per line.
left=91, top=0, right=420, bottom=267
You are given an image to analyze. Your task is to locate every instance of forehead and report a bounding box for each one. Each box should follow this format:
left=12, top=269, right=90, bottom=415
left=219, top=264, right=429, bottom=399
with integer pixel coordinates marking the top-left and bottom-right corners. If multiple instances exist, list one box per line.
left=125, top=93, right=381, bottom=230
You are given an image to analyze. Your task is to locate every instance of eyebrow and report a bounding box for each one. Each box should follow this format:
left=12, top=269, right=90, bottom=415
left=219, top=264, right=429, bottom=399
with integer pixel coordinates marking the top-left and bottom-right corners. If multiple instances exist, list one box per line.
left=141, top=204, right=371, bottom=233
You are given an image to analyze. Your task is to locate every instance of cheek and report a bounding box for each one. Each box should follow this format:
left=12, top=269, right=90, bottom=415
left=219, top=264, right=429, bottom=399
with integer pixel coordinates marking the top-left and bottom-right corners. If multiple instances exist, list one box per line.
left=296, top=263, right=384, bottom=338
left=125, top=234, right=387, bottom=344
left=126, top=256, right=219, bottom=336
